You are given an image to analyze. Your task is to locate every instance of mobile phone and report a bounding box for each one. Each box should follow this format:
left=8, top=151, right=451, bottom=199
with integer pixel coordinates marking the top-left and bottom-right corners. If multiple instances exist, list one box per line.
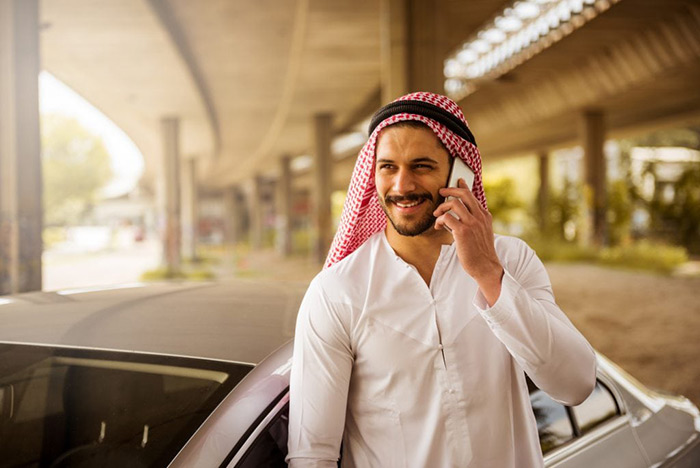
left=444, top=158, right=475, bottom=223
left=447, top=157, right=475, bottom=191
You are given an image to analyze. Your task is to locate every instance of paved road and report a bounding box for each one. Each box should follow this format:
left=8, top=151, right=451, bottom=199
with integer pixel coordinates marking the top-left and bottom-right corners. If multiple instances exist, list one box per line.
left=43, top=239, right=161, bottom=291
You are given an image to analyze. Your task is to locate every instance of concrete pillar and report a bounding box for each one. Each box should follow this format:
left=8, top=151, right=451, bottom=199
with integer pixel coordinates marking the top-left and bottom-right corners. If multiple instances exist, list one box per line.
left=537, top=152, right=550, bottom=234
left=312, top=113, right=333, bottom=264
left=161, top=117, right=181, bottom=273
left=581, top=110, right=607, bottom=246
left=0, top=0, right=42, bottom=294
left=223, top=185, right=242, bottom=246
left=181, top=158, right=198, bottom=261
left=276, top=155, right=293, bottom=257
left=380, top=0, right=444, bottom=103
left=250, top=175, right=264, bottom=250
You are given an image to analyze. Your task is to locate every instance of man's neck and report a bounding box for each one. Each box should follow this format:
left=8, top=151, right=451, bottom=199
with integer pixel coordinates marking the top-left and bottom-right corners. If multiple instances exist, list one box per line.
left=385, top=226, right=453, bottom=286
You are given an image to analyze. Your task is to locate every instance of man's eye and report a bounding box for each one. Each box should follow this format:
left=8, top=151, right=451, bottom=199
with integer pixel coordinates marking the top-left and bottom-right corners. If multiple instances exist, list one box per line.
left=378, top=164, right=395, bottom=171
left=414, top=164, right=434, bottom=170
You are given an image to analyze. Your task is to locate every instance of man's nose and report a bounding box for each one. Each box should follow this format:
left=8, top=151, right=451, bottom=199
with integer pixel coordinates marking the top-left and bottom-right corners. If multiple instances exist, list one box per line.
left=392, top=168, right=416, bottom=194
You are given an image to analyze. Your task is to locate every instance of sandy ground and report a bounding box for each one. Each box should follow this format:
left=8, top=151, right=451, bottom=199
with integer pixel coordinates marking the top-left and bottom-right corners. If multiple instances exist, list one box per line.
left=546, top=263, right=700, bottom=406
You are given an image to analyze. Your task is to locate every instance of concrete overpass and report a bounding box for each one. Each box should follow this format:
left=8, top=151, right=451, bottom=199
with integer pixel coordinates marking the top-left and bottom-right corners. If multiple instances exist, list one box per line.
left=1, top=0, right=699, bottom=293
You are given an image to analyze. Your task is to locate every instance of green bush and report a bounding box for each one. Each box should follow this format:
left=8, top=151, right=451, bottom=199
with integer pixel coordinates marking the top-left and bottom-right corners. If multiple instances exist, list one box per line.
left=526, top=236, right=688, bottom=274
left=140, top=268, right=187, bottom=281
left=525, top=237, right=597, bottom=263
left=292, top=229, right=311, bottom=256
left=598, top=241, right=688, bottom=273
left=607, top=179, right=633, bottom=246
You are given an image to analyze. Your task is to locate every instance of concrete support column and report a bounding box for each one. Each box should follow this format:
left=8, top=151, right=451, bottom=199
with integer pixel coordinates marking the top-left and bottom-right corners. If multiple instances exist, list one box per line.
left=581, top=110, right=607, bottom=246
left=181, top=158, right=198, bottom=261
left=276, top=155, right=293, bottom=257
left=250, top=175, right=264, bottom=250
left=223, top=185, right=242, bottom=247
left=0, top=0, right=42, bottom=294
left=537, top=152, right=550, bottom=233
left=161, top=117, right=181, bottom=273
left=380, top=0, right=443, bottom=103
left=312, top=113, right=333, bottom=265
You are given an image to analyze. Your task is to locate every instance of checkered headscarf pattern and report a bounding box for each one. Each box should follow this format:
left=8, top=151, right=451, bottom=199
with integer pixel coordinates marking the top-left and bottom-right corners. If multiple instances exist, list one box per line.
left=324, top=92, right=487, bottom=268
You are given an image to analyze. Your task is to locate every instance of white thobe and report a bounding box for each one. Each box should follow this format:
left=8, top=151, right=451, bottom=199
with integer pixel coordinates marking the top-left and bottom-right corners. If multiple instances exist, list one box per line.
left=287, top=232, right=596, bottom=467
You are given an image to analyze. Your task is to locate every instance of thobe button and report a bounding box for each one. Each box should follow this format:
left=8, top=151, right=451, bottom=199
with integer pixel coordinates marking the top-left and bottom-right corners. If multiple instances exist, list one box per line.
left=449, top=389, right=455, bottom=394
left=437, top=344, right=444, bottom=350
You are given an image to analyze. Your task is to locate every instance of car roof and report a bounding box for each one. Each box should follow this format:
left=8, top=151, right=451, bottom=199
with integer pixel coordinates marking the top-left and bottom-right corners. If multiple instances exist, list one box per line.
left=0, top=280, right=307, bottom=364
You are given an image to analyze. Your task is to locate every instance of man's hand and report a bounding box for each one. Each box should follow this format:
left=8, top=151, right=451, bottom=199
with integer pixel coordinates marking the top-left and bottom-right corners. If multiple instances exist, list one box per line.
left=434, top=178, right=504, bottom=306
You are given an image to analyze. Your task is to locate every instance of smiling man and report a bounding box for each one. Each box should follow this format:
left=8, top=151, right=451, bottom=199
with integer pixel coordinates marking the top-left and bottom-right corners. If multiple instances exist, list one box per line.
left=286, top=92, right=596, bottom=467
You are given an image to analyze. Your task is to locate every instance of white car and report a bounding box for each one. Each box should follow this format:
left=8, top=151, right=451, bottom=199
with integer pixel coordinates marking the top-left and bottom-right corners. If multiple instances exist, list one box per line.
left=0, top=281, right=698, bottom=467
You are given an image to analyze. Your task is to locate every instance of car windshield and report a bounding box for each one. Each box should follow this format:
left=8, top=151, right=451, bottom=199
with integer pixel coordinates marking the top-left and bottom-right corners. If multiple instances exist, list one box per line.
left=0, top=343, right=253, bottom=467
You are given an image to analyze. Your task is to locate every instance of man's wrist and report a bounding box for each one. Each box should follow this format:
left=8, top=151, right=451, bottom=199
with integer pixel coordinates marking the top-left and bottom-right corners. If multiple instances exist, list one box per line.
left=474, top=265, right=504, bottom=307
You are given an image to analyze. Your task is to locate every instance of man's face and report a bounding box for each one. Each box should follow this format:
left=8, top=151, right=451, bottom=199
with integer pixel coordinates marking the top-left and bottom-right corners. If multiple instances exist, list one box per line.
left=375, top=124, right=451, bottom=237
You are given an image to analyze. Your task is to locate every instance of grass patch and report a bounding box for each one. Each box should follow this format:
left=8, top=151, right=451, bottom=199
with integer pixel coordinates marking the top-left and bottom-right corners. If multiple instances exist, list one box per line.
left=140, top=267, right=214, bottom=281
left=526, top=237, right=689, bottom=274
left=598, top=241, right=688, bottom=274
left=525, top=238, right=598, bottom=263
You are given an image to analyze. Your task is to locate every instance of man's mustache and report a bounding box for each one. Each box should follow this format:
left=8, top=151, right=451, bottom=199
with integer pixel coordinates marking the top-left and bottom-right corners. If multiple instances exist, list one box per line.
left=384, top=192, right=434, bottom=204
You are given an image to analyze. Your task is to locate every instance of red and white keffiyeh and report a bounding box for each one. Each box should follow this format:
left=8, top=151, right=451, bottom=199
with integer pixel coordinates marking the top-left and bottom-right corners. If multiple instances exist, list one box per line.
left=324, top=92, right=487, bottom=269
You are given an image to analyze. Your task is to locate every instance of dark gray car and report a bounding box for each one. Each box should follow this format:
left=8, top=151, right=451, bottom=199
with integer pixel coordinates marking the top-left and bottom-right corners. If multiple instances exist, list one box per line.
left=0, top=281, right=698, bottom=467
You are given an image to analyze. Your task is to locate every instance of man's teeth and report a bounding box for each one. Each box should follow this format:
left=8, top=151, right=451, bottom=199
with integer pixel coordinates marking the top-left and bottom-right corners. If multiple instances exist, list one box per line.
left=396, top=200, right=421, bottom=208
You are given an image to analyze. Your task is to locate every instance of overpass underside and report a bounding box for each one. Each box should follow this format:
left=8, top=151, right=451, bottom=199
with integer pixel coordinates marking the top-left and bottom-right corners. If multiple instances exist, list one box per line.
left=1, top=0, right=699, bottom=293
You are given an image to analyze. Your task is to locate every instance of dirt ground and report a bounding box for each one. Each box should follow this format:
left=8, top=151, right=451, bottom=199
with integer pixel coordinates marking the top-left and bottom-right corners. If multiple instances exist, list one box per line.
left=546, top=263, right=700, bottom=406
left=235, top=251, right=700, bottom=406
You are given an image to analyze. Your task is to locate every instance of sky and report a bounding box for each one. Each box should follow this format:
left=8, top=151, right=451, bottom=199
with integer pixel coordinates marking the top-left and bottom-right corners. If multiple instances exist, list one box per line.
left=39, top=72, right=144, bottom=198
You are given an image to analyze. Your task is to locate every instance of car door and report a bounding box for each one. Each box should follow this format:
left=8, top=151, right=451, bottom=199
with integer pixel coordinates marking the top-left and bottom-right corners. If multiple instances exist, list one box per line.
left=534, top=376, right=649, bottom=467
left=226, top=374, right=648, bottom=467
left=227, top=391, right=289, bottom=467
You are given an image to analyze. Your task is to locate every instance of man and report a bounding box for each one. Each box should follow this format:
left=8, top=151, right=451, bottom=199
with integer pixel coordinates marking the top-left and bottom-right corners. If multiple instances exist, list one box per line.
left=286, top=92, right=596, bottom=467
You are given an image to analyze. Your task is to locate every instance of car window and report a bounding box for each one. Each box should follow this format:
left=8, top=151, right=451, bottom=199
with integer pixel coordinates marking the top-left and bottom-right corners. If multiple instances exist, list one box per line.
left=530, top=389, right=575, bottom=454
left=572, top=381, right=620, bottom=434
left=0, top=343, right=252, bottom=467
left=236, top=402, right=289, bottom=467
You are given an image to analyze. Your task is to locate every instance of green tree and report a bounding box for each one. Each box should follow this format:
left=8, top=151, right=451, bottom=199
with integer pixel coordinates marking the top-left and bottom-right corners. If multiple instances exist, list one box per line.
left=647, top=165, right=700, bottom=254
left=618, top=127, right=700, bottom=252
left=41, top=114, right=114, bottom=226
left=606, top=179, right=633, bottom=246
left=483, top=177, right=524, bottom=224
left=546, top=179, right=582, bottom=242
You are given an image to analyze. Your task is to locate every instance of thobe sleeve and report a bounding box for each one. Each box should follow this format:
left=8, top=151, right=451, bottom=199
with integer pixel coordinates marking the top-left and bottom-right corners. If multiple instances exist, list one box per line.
left=286, top=277, right=354, bottom=467
left=473, top=239, right=597, bottom=405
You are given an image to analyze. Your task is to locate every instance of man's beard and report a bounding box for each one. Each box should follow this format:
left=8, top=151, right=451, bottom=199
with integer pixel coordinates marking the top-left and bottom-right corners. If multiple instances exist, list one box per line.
left=379, top=192, right=443, bottom=237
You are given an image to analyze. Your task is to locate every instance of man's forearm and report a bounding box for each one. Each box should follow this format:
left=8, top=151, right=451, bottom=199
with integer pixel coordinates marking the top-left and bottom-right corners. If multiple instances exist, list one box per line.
left=476, top=270, right=596, bottom=405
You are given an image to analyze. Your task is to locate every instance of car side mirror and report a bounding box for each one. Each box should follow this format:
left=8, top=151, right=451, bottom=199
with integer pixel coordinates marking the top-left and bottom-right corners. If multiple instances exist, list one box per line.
left=0, top=384, right=15, bottom=421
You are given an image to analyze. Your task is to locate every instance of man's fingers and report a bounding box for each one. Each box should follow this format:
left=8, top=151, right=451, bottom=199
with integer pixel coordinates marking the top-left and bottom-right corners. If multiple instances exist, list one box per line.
left=434, top=197, right=470, bottom=220
left=434, top=211, right=461, bottom=232
left=441, top=188, right=485, bottom=221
